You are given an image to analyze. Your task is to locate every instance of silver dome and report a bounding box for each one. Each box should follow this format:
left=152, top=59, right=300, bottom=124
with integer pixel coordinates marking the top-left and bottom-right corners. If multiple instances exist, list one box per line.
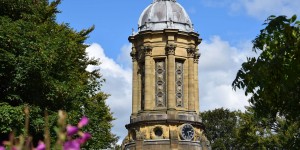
left=138, top=0, right=194, bottom=32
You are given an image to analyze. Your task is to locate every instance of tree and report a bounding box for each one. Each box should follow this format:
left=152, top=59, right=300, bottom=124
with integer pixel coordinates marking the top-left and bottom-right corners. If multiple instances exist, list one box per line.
left=201, top=108, right=239, bottom=150
left=0, top=0, right=117, bottom=148
left=232, top=15, right=300, bottom=149
left=236, top=107, right=300, bottom=149
left=202, top=108, right=300, bottom=149
left=232, top=15, right=300, bottom=122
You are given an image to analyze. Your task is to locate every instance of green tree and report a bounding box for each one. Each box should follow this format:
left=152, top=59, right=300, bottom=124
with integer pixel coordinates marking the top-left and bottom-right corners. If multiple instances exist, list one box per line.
left=0, top=0, right=117, bottom=148
left=202, top=108, right=300, bottom=149
left=201, top=108, right=238, bottom=150
left=232, top=15, right=300, bottom=149
left=236, top=107, right=299, bottom=149
left=232, top=15, right=300, bottom=122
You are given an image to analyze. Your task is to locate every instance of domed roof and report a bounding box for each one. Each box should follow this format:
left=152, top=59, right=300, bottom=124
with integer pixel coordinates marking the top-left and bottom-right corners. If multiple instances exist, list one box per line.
left=138, top=0, right=194, bottom=32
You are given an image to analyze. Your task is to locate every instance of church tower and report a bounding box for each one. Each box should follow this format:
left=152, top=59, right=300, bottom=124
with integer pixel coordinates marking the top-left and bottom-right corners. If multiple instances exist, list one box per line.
left=123, top=0, right=210, bottom=149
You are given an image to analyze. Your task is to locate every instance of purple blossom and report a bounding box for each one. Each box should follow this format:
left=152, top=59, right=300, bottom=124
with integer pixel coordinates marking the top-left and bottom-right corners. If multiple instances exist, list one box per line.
left=63, top=140, right=80, bottom=150
left=0, top=146, right=5, bottom=150
left=79, top=132, right=91, bottom=144
left=78, top=116, right=88, bottom=128
left=67, top=125, right=79, bottom=136
left=35, top=141, right=46, bottom=150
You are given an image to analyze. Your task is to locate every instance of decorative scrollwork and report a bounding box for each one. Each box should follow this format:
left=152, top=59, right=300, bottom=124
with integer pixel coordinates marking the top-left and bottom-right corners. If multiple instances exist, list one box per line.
left=156, top=60, right=166, bottom=107
left=194, top=52, right=201, bottom=63
left=130, top=51, right=137, bottom=62
left=194, top=130, right=203, bottom=141
left=166, top=44, right=177, bottom=55
left=187, top=47, right=195, bottom=57
left=136, top=130, right=146, bottom=140
left=176, top=60, right=184, bottom=107
left=141, top=45, right=153, bottom=56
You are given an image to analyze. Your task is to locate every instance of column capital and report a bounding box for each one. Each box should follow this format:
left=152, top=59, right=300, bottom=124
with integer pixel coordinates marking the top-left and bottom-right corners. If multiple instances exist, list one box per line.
left=141, top=45, right=153, bottom=56
left=130, top=51, right=137, bottom=62
left=186, top=47, right=196, bottom=57
left=194, top=52, right=201, bottom=63
left=166, top=44, right=177, bottom=55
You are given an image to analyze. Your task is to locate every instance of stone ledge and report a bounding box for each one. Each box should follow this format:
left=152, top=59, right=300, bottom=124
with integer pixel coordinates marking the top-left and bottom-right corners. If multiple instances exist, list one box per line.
left=125, top=119, right=204, bottom=129
left=130, top=111, right=201, bottom=123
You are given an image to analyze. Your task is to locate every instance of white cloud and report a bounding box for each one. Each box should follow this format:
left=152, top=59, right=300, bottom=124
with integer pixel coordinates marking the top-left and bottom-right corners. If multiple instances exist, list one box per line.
left=85, top=38, right=257, bottom=144
left=117, top=44, right=132, bottom=68
left=199, top=36, right=254, bottom=111
left=200, top=0, right=300, bottom=20
left=240, top=0, right=300, bottom=19
left=86, top=43, right=132, bottom=144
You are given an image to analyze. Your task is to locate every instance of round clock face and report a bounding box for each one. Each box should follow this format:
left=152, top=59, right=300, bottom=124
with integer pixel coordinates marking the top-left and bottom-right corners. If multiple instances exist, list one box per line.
left=181, top=124, right=194, bottom=140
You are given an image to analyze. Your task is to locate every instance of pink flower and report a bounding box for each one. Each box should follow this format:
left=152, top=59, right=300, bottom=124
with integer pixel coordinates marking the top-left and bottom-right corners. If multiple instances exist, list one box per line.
left=79, top=132, right=91, bottom=144
left=78, top=116, right=88, bottom=128
left=63, top=140, right=80, bottom=150
left=67, top=125, right=79, bottom=136
left=0, top=146, right=5, bottom=150
left=35, top=141, right=46, bottom=150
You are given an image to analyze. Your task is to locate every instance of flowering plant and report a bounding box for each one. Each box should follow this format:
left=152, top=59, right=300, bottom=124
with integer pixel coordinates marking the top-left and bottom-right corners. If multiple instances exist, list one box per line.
left=0, top=108, right=91, bottom=150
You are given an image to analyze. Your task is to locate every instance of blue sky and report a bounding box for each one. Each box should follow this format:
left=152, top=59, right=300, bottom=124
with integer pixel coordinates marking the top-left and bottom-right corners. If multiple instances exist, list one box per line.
left=55, top=0, right=263, bottom=58
left=55, top=0, right=299, bottom=144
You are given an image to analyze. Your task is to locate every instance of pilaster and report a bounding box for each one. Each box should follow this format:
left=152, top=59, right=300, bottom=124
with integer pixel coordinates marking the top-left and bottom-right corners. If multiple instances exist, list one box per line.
left=166, top=44, right=176, bottom=110
left=131, top=49, right=139, bottom=115
left=194, top=51, right=201, bottom=114
left=187, top=47, right=195, bottom=112
left=142, top=45, right=153, bottom=111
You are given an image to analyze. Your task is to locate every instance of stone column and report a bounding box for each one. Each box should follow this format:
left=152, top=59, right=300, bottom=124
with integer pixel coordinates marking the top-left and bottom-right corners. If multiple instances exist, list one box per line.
left=166, top=44, right=176, bottom=110
left=130, top=50, right=138, bottom=115
left=143, top=45, right=153, bottom=111
left=187, top=47, right=195, bottom=112
left=194, top=52, right=201, bottom=114
left=137, top=69, right=141, bottom=112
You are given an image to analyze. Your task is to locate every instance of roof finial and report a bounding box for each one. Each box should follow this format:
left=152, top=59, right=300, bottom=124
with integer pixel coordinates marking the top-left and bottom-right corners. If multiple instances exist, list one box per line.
left=154, top=0, right=177, bottom=2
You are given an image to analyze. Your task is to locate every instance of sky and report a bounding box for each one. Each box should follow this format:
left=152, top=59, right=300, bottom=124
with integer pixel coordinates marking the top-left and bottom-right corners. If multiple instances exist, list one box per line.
left=54, top=0, right=300, bottom=144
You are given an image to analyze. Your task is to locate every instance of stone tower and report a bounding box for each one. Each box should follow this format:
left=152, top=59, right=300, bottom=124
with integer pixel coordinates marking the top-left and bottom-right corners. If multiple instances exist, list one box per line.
left=123, top=0, right=210, bottom=149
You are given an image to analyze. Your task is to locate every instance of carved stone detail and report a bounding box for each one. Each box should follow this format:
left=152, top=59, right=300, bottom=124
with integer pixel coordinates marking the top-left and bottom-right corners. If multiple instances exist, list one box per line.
left=137, top=50, right=145, bottom=62
left=166, top=44, right=177, bottom=55
left=194, top=130, right=203, bottom=141
left=175, top=61, right=184, bottom=107
left=155, top=60, right=166, bottom=107
left=187, top=47, right=195, bottom=57
left=141, top=45, right=153, bottom=56
left=130, top=51, right=137, bottom=62
left=136, top=130, right=146, bottom=140
left=194, top=52, right=201, bottom=63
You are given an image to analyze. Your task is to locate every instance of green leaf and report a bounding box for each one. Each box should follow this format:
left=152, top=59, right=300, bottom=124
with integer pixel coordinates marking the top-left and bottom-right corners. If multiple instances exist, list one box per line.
left=290, top=14, right=297, bottom=23
left=0, top=0, right=117, bottom=148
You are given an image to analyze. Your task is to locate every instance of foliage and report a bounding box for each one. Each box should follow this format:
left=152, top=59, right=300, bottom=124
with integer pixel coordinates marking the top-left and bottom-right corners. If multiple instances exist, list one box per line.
left=232, top=14, right=300, bottom=149
left=236, top=107, right=300, bottom=149
left=202, top=108, right=300, bottom=149
left=0, top=103, right=24, bottom=135
left=0, top=0, right=117, bottom=148
left=201, top=108, right=238, bottom=149
left=232, top=15, right=300, bottom=122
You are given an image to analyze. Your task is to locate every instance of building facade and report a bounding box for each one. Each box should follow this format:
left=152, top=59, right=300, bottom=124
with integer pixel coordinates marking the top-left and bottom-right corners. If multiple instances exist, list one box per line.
left=122, top=0, right=210, bottom=149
